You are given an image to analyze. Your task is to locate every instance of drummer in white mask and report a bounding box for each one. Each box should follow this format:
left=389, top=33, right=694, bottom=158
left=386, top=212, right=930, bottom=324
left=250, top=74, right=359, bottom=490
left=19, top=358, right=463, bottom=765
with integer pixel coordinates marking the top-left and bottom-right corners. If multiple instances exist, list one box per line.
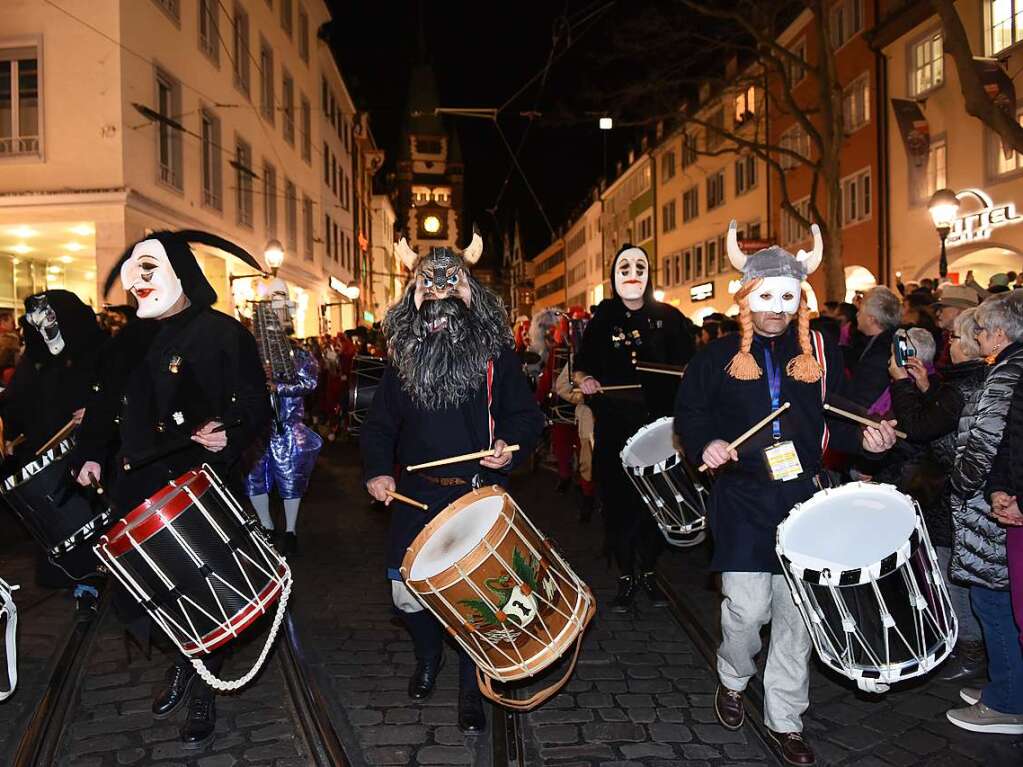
left=675, top=222, right=896, bottom=767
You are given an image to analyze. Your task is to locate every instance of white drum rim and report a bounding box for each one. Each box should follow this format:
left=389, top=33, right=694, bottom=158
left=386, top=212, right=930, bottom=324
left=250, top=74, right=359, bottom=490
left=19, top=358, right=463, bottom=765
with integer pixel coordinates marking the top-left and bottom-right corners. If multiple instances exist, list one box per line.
left=1, top=438, right=75, bottom=491
left=620, top=416, right=680, bottom=474
left=407, top=495, right=504, bottom=581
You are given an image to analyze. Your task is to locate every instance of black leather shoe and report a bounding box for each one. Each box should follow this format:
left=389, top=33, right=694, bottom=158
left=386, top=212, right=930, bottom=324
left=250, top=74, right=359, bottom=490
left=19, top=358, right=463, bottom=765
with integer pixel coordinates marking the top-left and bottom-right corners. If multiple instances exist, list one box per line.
left=610, top=575, right=638, bottom=613
left=639, top=571, right=669, bottom=607
left=180, top=693, right=216, bottom=749
left=939, top=639, right=987, bottom=683
left=408, top=654, right=444, bottom=700
left=458, top=687, right=487, bottom=732
left=152, top=661, right=197, bottom=719
left=280, top=532, right=298, bottom=557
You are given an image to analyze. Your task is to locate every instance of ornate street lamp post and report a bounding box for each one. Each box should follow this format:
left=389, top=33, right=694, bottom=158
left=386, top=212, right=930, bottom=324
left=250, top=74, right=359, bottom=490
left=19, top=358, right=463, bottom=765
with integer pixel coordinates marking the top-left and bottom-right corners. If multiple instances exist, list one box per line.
left=928, top=189, right=960, bottom=279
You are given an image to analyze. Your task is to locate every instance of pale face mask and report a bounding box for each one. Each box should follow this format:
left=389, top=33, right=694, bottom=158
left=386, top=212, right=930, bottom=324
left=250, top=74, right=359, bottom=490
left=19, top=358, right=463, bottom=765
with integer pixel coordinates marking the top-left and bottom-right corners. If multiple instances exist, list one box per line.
left=120, top=240, right=184, bottom=319
left=747, top=276, right=802, bottom=314
left=615, top=249, right=649, bottom=301
left=25, top=296, right=65, bottom=355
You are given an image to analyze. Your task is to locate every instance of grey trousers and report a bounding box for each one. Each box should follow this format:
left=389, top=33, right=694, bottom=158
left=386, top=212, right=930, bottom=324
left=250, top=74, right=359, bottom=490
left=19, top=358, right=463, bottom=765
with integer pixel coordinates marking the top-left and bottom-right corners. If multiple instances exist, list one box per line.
left=717, top=572, right=812, bottom=733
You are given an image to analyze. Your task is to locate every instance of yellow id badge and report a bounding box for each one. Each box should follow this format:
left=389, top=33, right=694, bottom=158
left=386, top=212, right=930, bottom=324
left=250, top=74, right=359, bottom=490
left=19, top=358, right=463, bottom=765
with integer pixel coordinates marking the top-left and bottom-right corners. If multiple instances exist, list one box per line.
left=763, top=440, right=803, bottom=482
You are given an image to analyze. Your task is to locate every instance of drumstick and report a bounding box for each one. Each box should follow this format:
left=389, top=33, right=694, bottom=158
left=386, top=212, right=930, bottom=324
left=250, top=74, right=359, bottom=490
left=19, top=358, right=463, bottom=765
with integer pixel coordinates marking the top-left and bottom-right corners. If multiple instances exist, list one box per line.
left=698, top=402, right=791, bottom=473
left=35, top=417, right=78, bottom=456
left=407, top=444, right=521, bottom=472
left=636, top=366, right=683, bottom=377
left=823, top=404, right=907, bottom=439
left=570, top=384, right=644, bottom=393
left=385, top=490, right=428, bottom=510
left=8, top=435, right=25, bottom=450
left=87, top=472, right=104, bottom=495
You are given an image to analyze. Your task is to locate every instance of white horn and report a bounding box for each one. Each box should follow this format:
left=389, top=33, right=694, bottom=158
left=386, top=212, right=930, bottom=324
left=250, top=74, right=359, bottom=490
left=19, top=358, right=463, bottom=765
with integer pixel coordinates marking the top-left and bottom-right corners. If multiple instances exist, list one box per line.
left=396, top=237, right=419, bottom=271
left=725, top=220, right=747, bottom=271
left=795, top=224, right=823, bottom=275
left=462, top=231, right=483, bottom=265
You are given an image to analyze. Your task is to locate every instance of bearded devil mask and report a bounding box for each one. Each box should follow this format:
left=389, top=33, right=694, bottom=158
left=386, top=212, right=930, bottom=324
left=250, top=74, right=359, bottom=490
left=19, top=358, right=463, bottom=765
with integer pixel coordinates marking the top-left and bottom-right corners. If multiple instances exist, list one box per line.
left=725, top=219, right=824, bottom=383
left=25, top=294, right=65, bottom=355
left=384, top=232, right=513, bottom=409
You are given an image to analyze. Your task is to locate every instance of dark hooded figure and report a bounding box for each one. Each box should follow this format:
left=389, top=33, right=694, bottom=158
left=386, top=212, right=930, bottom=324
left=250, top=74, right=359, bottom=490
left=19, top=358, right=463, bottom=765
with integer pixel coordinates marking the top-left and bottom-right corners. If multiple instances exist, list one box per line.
left=72, top=230, right=271, bottom=750
left=573, top=244, right=695, bottom=611
left=360, top=233, right=545, bottom=733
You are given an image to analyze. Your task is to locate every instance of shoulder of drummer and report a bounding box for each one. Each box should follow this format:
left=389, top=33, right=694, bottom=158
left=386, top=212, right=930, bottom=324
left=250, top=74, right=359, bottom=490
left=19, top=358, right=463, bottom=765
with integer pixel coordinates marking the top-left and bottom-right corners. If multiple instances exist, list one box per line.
left=555, top=364, right=582, bottom=404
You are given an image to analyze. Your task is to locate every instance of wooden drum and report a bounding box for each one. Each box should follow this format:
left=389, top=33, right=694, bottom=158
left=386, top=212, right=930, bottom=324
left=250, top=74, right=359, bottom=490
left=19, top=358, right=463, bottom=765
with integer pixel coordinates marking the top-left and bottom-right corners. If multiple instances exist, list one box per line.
left=401, top=486, right=595, bottom=710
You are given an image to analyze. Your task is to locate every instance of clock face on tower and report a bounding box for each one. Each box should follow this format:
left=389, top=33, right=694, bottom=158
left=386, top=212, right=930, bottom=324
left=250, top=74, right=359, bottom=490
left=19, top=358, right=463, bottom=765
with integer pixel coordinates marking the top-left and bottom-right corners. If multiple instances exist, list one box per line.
left=423, top=215, right=441, bottom=234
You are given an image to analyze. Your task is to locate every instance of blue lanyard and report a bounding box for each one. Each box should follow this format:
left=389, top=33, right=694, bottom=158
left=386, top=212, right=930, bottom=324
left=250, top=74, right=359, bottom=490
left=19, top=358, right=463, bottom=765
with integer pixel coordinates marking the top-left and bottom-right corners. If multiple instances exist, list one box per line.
left=763, top=347, right=782, bottom=441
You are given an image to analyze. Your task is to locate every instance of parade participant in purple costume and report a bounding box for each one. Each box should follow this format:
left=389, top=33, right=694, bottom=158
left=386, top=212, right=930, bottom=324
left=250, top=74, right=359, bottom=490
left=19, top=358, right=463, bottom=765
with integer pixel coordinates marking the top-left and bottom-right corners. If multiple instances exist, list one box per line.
left=361, top=233, right=544, bottom=733
left=244, top=278, right=322, bottom=556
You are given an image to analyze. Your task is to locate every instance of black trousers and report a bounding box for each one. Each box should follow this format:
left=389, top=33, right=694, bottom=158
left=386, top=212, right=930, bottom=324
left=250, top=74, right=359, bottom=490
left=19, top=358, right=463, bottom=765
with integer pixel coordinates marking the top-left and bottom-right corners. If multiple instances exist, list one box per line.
left=399, top=609, right=477, bottom=688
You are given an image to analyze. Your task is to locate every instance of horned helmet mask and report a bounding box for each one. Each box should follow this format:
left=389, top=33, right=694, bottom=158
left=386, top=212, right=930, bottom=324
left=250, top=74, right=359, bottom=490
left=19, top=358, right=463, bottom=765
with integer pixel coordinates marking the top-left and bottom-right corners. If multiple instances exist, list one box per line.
left=724, top=220, right=824, bottom=383
left=25, top=294, right=65, bottom=355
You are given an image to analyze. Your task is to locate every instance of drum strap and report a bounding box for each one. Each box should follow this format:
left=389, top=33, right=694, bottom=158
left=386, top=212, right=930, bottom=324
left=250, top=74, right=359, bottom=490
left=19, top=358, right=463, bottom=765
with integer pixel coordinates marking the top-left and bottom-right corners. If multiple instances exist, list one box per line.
left=810, top=330, right=829, bottom=453
left=486, top=359, right=495, bottom=447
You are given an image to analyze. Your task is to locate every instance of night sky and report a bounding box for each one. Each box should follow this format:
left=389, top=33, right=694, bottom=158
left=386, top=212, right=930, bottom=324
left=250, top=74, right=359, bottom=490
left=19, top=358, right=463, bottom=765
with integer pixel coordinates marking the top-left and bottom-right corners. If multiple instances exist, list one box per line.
left=327, top=1, right=640, bottom=260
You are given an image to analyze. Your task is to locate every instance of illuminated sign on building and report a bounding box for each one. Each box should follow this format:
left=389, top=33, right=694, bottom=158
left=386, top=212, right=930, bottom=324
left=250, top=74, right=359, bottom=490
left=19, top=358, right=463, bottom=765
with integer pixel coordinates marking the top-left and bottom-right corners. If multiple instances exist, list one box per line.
left=690, top=282, right=715, bottom=301
left=329, top=276, right=346, bottom=294
left=947, top=188, right=1023, bottom=248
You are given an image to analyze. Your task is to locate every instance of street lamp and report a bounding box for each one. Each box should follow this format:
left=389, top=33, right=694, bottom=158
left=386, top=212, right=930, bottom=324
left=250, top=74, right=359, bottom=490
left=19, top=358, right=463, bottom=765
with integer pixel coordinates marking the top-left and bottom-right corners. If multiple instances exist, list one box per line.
left=928, top=189, right=960, bottom=278
left=264, top=239, right=285, bottom=275
left=653, top=289, right=665, bottom=302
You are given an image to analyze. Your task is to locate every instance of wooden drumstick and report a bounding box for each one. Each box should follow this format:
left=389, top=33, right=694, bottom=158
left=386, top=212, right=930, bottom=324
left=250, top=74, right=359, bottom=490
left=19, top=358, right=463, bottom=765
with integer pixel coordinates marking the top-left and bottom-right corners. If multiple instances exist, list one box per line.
left=823, top=404, right=907, bottom=439
left=698, top=402, right=791, bottom=473
left=35, top=417, right=78, bottom=456
left=385, top=490, right=428, bottom=510
left=407, top=445, right=521, bottom=472
left=88, top=472, right=104, bottom=495
left=636, top=366, right=683, bottom=377
left=570, top=384, right=644, bottom=393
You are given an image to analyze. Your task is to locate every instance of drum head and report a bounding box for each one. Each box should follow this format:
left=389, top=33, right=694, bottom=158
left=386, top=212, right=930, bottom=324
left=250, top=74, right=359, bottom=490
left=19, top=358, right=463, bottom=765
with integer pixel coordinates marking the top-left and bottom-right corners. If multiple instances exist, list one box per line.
left=408, top=495, right=504, bottom=581
left=621, top=417, right=677, bottom=470
left=778, top=483, right=916, bottom=572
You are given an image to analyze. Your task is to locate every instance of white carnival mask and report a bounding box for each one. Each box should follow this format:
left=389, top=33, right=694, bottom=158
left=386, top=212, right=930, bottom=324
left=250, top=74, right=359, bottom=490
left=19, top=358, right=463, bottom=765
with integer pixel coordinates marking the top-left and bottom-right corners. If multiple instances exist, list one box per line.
left=120, top=239, right=184, bottom=319
left=25, top=296, right=65, bottom=355
left=615, top=248, right=648, bottom=301
left=747, top=276, right=802, bottom=315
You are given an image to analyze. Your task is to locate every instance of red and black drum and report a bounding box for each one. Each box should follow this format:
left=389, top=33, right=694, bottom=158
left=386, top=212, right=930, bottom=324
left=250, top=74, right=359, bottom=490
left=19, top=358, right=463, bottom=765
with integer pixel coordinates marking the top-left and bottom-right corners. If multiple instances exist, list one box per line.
left=94, top=466, right=290, bottom=664
left=1, top=439, right=112, bottom=577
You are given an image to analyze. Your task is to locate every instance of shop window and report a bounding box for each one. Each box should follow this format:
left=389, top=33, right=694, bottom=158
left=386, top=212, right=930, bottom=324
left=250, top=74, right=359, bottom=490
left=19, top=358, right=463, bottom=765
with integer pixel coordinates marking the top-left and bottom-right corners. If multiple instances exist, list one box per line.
left=910, top=30, right=943, bottom=96
left=1, top=46, right=41, bottom=157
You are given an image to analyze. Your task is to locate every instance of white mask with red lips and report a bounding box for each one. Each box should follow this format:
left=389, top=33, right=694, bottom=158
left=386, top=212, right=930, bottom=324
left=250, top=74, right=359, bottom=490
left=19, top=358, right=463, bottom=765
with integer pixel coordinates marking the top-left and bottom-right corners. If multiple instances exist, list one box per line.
left=119, top=240, right=184, bottom=319
left=614, top=248, right=649, bottom=301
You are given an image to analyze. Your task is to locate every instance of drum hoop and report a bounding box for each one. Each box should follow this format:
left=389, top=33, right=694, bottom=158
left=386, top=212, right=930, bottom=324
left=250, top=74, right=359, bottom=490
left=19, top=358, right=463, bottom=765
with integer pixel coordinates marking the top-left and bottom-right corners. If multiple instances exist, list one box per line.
left=1, top=438, right=75, bottom=492
left=102, top=470, right=211, bottom=558
left=619, top=417, right=679, bottom=472
left=401, top=485, right=512, bottom=588
left=778, top=523, right=922, bottom=588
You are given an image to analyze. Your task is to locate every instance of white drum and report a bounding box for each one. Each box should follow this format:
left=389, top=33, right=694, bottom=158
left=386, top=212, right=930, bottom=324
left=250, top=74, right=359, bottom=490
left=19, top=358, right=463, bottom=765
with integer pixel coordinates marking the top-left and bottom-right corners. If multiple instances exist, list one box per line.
left=777, top=482, right=957, bottom=693
left=621, top=417, right=707, bottom=547
left=0, top=576, right=18, bottom=702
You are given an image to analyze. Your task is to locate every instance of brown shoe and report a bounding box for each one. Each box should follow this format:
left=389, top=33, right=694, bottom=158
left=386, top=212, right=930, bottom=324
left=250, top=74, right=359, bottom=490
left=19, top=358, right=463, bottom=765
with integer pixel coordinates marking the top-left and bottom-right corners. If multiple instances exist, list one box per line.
left=714, top=684, right=744, bottom=730
left=768, top=730, right=816, bottom=766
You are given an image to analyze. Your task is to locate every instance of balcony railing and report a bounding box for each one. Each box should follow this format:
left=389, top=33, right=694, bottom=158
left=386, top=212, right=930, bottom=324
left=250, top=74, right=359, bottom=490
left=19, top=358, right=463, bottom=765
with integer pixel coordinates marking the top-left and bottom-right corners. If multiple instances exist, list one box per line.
left=0, top=136, right=40, bottom=156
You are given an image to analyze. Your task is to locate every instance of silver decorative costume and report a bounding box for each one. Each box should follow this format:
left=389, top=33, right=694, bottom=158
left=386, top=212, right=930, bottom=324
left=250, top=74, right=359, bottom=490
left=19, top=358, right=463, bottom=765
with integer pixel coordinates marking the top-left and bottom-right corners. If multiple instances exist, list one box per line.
left=244, top=347, right=323, bottom=499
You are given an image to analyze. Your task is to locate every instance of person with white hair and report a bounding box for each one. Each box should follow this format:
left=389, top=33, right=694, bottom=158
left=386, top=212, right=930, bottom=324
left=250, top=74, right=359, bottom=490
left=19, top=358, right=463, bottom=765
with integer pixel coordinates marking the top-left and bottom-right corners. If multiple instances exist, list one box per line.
left=848, top=286, right=904, bottom=408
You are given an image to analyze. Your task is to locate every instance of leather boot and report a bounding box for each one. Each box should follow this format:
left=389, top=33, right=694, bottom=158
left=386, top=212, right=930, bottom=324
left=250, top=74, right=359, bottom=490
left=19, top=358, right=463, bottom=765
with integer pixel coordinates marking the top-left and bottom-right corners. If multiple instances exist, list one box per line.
left=639, top=571, right=669, bottom=607
left=610, top=575, right=638, bottom=613
left=179, top=690, right=216, bottom=749
left=458, top=685, right=487, bottom=732
left=408, top=654, right=444, bottom=700
left=152, top=660, right=197, bottom=719
left=938, top=639, right=987, bottom=683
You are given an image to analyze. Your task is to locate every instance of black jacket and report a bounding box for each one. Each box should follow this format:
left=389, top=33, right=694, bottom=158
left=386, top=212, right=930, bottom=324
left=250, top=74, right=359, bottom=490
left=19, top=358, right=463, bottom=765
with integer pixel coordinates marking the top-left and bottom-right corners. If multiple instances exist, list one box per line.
left=846, top=328, right=895, bottom=408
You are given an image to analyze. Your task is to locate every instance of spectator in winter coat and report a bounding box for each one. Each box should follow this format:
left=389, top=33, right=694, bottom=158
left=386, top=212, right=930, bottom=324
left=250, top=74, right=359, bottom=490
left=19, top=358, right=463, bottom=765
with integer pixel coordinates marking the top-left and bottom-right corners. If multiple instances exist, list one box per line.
left=946, top=290, right=1023, bottom=734
left=847, top=286, right=902, bottom=408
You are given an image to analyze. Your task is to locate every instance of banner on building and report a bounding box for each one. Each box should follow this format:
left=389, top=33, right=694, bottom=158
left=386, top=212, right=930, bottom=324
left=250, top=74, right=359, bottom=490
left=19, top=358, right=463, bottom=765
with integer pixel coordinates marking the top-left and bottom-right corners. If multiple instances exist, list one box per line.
left=891, top=98, right=930, bottom=168
left=974, top=57, right=1017, bottom=160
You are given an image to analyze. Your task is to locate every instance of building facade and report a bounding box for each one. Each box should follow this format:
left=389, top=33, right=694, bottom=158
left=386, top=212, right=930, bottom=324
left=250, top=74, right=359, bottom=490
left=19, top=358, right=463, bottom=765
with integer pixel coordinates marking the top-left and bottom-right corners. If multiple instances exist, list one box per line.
left=530, top=238, right=566, bottom=313
left=600, top=151, right=654, bottom=296
left=502, top=219, right=533, bottom=319
left=564, top=194, right=603, bottom=310
left=369, top=193, right=398, bottom=317
left=0, top=0, right=373, bottom=337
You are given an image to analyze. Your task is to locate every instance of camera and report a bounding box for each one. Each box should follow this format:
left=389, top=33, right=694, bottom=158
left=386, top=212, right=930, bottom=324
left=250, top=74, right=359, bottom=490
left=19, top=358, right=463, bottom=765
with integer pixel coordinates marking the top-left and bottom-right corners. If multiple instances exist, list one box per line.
left=893, top=330, right=916, bottom=367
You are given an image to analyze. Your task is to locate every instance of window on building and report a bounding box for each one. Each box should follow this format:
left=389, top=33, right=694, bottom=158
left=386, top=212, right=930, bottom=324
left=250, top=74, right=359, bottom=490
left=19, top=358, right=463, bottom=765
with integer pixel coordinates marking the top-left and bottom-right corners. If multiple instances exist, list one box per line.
left=235, top=137, right=254, bottom=227
left=717, top=233, right=729, bottom=274
left=735, top=154, right=757, bottom=195
left=734, top=85, right=756, bottom=125
left=705, top=238, right=718, bottom=275
left=843, top=73, right=871, bottom=133
left=910, top=30, right=943, bottom=96
left=416, top=137, right=442, bottom=155
left=300, top=95, right=311, bottom=162
left=662, top=200, right=677, bottom=233
left=263, top=162, right=277, bottom=237
left=259, top=41, right=274, bottom=123
left=156, top=68, right=183, bottom=189
left=661, top=150, right=676, bottom=182
left=198, top=0, right=219, bottom=63
left=920, top=138, right=947, bottom=202
left=842, top=168, right=872, bottom=226
left=638, top=215, right=653, bottom=242
left=706, top=109, right=725, bottom=150
left=782, top=198, right=811, bottom=245
left=232, top=3, right=250, bottom=95
left=706, top=170, right=725, bottom=210
left=333, top=220, right=339, bottom=263
left=681, top=133, right=697, bottom=167
left=151, top=0, right=180, bottom=21
left=331, top=157, right=338, bottom=197
left=323, top=143, right=330, bottom=183
left=989, top=0, right=1023, bottom=54
left=673, top=253, right=681, bottom=285
left=280, top=0, right=293, bottom=37
left=662, top=258, right=672, bottom=287
left=683, top=186, right=699, bottom=221
left=285, top=179, right=297, bottom=252
left=779, top=124, right=810, bottom=170
left=298, top=6, right=310, bottom=63
left=785, top=39, right=807, bottom=85
left=200, top=109, right=222, bottom=210
left=694, top=243, right=704, bottom=278
left=683, top=249, right=693, bottom=283
left=995, top=109, right=1023, bottom=175
left=830, top=0, right=863, bottom=49
left=282, top=71, right=295, bottom=144
left=0, top=46, right=41, bottom=157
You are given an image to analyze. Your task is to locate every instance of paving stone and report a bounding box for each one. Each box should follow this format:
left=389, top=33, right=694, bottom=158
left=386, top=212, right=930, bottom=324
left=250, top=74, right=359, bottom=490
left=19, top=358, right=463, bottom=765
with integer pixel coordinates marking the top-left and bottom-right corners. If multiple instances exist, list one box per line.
left=529, top=709, right=594, bottom=725
left=578, top=692, right=614, bottom=708
left=658, top=708, right=686, bottom=723
left=421, top=708, right=458, bottom=726
left=896, top=728, right=946, bottom=755
left=535, top=724, right=580, bottom=744
left=691, top=724, right=747, bottom=744
left=625, top=665, right=662, bottom=679
left=141, top=725, right=180, bottom=744
left=871, top=744, right=917, bottom=767
left=615, top=693, right=655, bottom=708
left=577, top=666, right=625, bottom=681
left=79, top=684, right=152, bottom=706
left=211, top=734, right=246, bottom=752
left=825, top=724, right=886, bottom=751
left=598, top=708, right=629, bottom=722
left=723, top=742, right=765, bottom=759
left=243, top=741, right=301, bottom=761
left=115, top=747, right=146, bottom=765
left=595, top=680, right=629, bottom=694
left=434, top=726, right=472, bottom=746
left=680, top=743, right=722, bottom=759
left=348, top=709, right=384, bottom=726
left=69, top=734, right=130, bottom=759
left=383, top=708, right=419, bottom=724
left=151, top=740, right=206, bottom=760
left=620, top=742, right=676, bottom=759
left=250, top=721, right=296, bottom=743
left=364, top=746, right=413, bottom=765
left=416, top=745, right=473, bottom=764
left=235, top=709, right=288, bottom=728
left=539, top=744, right=615, bottom=760
left=361, top=724, right=429, bottom=746
left=580, top=722, right=647, bottom=742
left=627, top=678, right=673, bottom=694
left=197, top=755, right=238, bottom=767
left=626, top=707, right=657, bottom=723
left=83, top=672, right=132, bottom=691
left=860, top=709, right=918, bottom=735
